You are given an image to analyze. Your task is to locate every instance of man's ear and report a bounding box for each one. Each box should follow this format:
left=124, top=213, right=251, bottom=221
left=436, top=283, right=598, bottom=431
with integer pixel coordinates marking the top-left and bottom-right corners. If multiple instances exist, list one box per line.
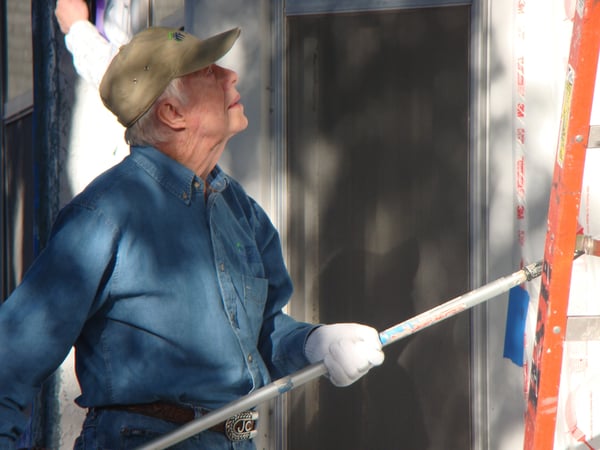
left=156, top=100, right=186, bottom=130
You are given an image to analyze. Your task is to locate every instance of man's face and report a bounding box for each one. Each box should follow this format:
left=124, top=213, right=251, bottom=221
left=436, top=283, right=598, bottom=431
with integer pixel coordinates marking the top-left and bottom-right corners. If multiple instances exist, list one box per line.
left=182, top=65, right=249, bottom=143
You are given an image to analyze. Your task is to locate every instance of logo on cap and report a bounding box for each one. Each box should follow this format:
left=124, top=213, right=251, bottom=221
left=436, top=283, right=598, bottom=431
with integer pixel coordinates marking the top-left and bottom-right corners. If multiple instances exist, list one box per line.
left=168, top=31, right=185, bottom=42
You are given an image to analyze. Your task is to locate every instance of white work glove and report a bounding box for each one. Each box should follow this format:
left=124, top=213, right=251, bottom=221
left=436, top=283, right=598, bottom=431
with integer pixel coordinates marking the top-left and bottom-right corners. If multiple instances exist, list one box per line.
left=305, top=323, right=384, bottom=387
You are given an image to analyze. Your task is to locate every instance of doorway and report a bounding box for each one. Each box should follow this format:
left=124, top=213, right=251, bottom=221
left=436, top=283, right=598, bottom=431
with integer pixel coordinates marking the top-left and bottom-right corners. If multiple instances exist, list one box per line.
left=286, top=6, right=471, bottom=449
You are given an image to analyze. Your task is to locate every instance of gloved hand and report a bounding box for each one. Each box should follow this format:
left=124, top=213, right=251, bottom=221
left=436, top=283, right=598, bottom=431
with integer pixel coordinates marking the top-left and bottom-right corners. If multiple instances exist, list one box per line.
left=304, top=323, right=384, bottom=387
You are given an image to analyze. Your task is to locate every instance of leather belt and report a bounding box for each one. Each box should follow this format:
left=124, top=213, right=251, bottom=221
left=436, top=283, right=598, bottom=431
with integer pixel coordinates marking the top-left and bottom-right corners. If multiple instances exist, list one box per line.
left=95, top=402, right=258, bottom=441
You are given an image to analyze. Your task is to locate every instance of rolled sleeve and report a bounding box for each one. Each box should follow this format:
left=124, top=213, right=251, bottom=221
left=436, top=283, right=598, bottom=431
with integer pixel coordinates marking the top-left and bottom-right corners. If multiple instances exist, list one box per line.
left=65, top=20, right=118, bottom=88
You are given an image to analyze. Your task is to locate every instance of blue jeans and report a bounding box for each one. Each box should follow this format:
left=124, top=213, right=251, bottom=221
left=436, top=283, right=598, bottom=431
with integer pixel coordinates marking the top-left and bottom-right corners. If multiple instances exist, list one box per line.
left=73, top=408, right=257, bottom=450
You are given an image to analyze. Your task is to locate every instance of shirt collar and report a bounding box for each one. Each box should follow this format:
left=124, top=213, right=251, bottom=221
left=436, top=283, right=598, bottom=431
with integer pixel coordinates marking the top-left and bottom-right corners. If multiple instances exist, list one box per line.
left=129, top=146, right=229, bottom=204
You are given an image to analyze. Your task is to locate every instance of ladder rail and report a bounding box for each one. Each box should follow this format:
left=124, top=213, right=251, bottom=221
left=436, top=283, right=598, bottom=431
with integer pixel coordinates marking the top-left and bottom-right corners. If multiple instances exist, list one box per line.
left=523, top=1, right=600, bottom=448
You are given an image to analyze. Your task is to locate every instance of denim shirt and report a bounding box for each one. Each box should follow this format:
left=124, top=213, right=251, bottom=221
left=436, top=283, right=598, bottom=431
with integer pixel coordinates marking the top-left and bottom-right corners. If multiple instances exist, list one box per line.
left=0, top=146, right=315, bottom=445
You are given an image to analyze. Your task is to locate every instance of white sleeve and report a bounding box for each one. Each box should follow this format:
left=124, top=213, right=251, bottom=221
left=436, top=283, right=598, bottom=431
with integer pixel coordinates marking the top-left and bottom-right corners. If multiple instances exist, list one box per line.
left=64, top=20, right=120, bottom=89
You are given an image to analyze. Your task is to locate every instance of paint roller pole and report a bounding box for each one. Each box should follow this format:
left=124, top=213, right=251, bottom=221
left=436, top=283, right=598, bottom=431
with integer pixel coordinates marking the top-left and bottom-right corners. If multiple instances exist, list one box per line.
left=135, top=260, right=543, bottom=450
left=379, top=259, right=541, bottom=345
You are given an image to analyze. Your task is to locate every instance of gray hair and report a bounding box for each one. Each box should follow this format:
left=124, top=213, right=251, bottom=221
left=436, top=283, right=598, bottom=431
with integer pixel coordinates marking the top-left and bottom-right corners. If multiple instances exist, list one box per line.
left=125, top=76, right=189, bottom=147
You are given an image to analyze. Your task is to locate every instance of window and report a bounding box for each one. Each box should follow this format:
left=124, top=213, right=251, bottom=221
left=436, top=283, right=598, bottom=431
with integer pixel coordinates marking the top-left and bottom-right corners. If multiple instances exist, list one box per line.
left=2, top=0, right=35, bottom=299
left=89, top=0, right=184, bottom=37
left=6, top=0, right=32, bottom=104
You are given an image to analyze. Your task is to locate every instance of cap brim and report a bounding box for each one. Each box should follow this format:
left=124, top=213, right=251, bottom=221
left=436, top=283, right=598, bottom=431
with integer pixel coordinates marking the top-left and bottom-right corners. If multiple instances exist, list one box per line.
left=178, top=27, right=241, bottom=77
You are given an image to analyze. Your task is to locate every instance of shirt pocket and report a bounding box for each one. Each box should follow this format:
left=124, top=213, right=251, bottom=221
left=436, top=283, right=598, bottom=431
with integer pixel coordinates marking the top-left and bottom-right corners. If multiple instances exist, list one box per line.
left=240, top=274, right=268, bottom=339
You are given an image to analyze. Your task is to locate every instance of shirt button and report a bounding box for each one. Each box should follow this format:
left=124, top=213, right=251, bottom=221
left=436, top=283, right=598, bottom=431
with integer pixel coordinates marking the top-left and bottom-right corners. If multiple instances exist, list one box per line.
left=193, top=181, right=201, bottom=189
left=247, top=354, right=253, bottom=363
left=219, top=263, right=225, bottom=272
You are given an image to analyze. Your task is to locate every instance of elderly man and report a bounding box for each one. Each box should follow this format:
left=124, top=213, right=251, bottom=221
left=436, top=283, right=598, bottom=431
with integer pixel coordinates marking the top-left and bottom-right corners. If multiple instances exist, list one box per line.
left=0, top=10, right=384, bottom=450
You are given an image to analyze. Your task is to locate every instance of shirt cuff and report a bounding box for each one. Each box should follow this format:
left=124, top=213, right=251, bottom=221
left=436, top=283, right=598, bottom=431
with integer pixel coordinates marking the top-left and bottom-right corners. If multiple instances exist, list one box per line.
left=0, top=436, right=16, bottom=450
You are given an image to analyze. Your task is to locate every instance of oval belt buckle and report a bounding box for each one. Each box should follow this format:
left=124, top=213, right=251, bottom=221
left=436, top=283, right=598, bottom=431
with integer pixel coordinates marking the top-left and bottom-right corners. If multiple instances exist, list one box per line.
left=225, top=410, right=259, bottom=441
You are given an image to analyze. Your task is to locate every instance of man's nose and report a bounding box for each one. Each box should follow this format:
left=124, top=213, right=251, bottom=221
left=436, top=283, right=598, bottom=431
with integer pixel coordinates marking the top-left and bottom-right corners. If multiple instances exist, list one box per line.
left=217, top=66, right=238, bottom=85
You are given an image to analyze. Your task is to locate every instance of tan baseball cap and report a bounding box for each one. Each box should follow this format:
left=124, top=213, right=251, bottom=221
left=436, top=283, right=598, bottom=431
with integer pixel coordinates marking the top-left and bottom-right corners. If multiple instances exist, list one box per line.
left=99, top=26, right=241, bottom=127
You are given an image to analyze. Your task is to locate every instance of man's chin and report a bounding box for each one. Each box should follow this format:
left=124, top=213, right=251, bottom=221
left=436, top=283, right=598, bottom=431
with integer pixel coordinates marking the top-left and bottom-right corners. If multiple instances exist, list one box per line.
left=236, top=117, right=249, bottom=133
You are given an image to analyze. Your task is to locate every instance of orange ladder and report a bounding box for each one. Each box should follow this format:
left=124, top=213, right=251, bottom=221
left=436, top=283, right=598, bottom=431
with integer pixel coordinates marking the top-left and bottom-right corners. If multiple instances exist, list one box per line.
left=523, top=0, right=600, bottom=448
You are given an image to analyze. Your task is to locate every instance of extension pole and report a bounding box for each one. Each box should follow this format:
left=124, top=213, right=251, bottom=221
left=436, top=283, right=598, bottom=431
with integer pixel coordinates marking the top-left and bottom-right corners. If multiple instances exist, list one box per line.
left=136, top=260, right=543, bottom=450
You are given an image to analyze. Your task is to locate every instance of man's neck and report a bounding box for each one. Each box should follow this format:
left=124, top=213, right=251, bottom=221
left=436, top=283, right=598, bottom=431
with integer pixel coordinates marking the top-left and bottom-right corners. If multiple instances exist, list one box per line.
left=157, top=136, right=227, bottom=180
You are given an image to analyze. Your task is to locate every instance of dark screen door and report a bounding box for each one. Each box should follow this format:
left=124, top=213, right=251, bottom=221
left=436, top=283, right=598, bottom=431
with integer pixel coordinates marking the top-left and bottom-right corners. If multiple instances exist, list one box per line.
left=286, top=6, right=471, bottom=449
